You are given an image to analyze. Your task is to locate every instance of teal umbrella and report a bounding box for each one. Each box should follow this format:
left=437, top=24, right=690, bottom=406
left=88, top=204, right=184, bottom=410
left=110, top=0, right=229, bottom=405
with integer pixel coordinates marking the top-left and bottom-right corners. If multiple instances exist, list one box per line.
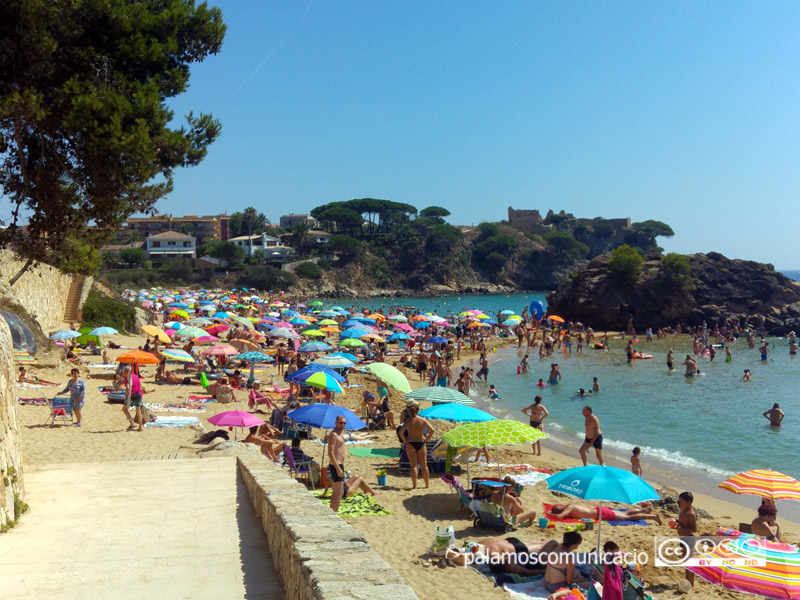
left=234, top=351, right=274, bottom=381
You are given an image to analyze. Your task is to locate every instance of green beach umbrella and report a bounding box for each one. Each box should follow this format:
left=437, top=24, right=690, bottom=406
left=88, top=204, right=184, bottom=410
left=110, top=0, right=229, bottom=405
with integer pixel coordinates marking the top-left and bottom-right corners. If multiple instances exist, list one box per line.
left=365, top=363, right=412, bottom=393
left=340, top=338, right=365, bottom=347
left=309, top=300, right=324, bottom=306
left=443, top=419, right=548, bottom=448
left=175, top=326, right=207, bottom=338
left=233, top=316, right=255, bottom=330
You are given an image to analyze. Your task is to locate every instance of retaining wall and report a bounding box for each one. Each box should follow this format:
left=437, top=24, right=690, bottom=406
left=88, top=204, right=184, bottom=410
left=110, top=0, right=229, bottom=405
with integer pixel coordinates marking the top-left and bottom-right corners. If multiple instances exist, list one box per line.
left=0, top=320, right=24, bottom=528
left=237, top=455, right=418, bottom=600
left=0, top=250, right=93, bottom=332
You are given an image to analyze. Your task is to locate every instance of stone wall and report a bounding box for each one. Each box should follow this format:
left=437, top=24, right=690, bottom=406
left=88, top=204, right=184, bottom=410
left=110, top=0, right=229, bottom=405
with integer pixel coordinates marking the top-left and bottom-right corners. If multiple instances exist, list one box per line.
left=0, top=250, right=93, bottom=332
left=0, top=319, right=24, bottom=528
left=237, top=455, right=418, bottom=600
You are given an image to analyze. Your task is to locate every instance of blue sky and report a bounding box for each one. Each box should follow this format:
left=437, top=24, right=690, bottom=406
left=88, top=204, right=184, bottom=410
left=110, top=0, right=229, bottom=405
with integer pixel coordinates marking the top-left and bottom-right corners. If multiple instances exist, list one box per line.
left=161, top=1, right=800, bottom=267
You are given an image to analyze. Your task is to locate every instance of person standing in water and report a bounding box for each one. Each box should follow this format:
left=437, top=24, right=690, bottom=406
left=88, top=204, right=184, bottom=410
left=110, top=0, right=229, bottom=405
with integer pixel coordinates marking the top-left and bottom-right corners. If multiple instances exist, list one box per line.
left=666, top=348, right=675, bottom=371
left=763, top=403, right=784, bottom=427
left=548, top=363, right=561, bottom=385
left=522, top=396, right=548, bottom=456
left=578, top=406, right=603, bottom=466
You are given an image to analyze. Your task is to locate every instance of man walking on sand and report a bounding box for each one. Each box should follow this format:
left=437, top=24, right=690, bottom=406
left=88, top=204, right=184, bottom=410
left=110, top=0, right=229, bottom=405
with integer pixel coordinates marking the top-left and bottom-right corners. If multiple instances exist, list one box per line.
left=579, top=406, right=603, bottom=466
left=327, top=415, right=348, bottom=512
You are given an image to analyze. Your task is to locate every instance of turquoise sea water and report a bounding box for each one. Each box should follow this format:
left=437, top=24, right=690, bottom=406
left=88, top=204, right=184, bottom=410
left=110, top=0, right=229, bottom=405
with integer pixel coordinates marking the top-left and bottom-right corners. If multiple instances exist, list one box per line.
left=351, top=293, right=799, bottom=515
left=354, top=292, right=549, bottom=318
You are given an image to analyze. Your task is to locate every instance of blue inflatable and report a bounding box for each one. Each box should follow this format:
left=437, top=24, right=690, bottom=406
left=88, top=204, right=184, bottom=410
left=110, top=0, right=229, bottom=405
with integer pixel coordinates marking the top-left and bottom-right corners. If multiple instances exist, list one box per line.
left=529, top=300, right=544, bottom=320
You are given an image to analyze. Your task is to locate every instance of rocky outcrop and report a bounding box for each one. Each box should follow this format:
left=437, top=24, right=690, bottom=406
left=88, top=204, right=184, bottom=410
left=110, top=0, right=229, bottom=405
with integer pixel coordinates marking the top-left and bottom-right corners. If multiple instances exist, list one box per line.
left=0, top=319, right=25, bottom=529
left=546, top=252, right=800, bottom=335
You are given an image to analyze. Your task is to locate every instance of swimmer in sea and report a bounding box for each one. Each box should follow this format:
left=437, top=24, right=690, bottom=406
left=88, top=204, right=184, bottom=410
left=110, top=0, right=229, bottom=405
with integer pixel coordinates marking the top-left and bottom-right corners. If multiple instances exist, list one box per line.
left=725, top=348, right=732, bottom=363
left=666, top=349, right=674, bottom=371
left=682, top=355, right=697, bottom=377
left=592, top=377, right=599, bottom=393
left=741, top=369, right=752, bottom=382
left=763, top=403, right=784, bottom=427
left=760, top=341, right=770, bottom=361
left=548, top=363, right=561, bottom=385
left=536, top=378, right=546, bottom=387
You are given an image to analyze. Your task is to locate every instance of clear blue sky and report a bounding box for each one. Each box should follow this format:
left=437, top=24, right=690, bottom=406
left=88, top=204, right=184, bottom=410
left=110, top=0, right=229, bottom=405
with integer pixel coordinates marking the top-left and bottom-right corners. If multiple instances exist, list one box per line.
left=161, top=1, right=800, bottom=267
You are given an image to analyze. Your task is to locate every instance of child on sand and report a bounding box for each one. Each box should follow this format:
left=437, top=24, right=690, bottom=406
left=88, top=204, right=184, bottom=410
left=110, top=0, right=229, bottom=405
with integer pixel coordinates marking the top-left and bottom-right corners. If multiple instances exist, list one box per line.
left=631, top=447, right=642, bottom=477
left=488, top=385, right=501, bottom=400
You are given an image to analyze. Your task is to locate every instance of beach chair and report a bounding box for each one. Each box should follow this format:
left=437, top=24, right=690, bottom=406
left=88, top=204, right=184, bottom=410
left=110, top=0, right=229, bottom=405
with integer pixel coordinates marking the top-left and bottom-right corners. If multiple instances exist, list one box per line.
left=446, top=476, right=473, bottom=513
left=398, top=440, right=440, bottom=473
left=591, top=563, right=652, bottom=599
left=45, top=397, right=73, bottom=426
left=284, top=444, right=317, bottom=490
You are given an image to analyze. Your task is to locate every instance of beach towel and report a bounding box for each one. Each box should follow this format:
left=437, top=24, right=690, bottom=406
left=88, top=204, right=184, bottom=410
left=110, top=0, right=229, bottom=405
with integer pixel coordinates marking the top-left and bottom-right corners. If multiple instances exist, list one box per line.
left=472, top=562, right=547, bottom=598
left=484, top=463, right=554, bottom=473
left=511, top=471, right=550, bottom=487
left=87, top=363, right=117, bottom=369
left=16, top=382, right=49, bottom=390
left=348, top=447, right=401, bottom=458
left=17, top=397, right=48, bottom=406
left=144, top=402, right=206, bottom=414
left=543, top=504, right=647, bottom=526
left=309, top=438, right=372, bottom=445
left=144, top=416, right=200, bottom=428
left=186, top=395, right=216, bottom=403
left=311, top=491, right=392, bottom=518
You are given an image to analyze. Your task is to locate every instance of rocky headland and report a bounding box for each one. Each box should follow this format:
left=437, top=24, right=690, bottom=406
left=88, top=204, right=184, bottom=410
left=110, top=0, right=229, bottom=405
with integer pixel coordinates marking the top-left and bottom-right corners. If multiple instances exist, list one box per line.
left=546, top=251, right=800, bottom=335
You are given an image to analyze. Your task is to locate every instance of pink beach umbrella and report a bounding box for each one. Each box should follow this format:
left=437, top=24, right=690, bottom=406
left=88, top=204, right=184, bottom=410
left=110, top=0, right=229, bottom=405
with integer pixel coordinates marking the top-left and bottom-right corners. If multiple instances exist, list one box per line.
left=192, top=335, right=220, bottom=345
left=208, top=410, right=264, bottom=428
left=394, top=323, right=414, bottom=332
left=206, top=324, right=230, bottom=336
left=202, top=344, right=239, bottom=356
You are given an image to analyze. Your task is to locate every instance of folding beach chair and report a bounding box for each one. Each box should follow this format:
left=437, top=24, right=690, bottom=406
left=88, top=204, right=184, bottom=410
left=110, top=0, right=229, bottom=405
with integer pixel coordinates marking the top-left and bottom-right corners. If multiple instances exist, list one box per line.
left=45, top=397, right=73, bottom=426
left=284, top=444, right=317, bottom=490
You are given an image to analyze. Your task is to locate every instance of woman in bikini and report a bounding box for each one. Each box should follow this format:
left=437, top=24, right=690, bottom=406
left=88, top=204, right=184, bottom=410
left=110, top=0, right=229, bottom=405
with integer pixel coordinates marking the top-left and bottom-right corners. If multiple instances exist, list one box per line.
left=446, top=536, right=558, bottom=574
left=398, top=403, right=433, bottom=489
left=549, top=503, right=661, bottom=523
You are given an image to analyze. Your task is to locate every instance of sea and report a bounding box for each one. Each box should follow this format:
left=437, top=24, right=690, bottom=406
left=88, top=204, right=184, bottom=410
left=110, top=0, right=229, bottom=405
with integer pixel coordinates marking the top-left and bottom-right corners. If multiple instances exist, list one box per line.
left=354, top=288, right=800, bottom=520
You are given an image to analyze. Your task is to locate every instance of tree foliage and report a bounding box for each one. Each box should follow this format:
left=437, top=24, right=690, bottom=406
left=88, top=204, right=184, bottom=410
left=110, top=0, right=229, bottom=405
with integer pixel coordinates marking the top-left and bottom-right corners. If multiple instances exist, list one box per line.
left=425, top=224, right=462, bottom=256
left=0, top=0, right=226, bottom=284
left=327, top=234, right=362, bottom=262
left=228, top=207, right=268, bottom=238
left=419, top=206, right=451, bottom=223
left=542, top=231, right=590, bottom=258
left=119, top=247, right=146, bottom=267
left=659, top=252, right=692, bottom=290
left=311, top=199, right=417, bottom=237
left=608, top=244, right=643, bottom=284
left=237, top=265, right=296, bottom=290
left=633, top=220, right=675, bottom=238
left=295, top=261, right=322, bottom=280
left=205, top=240, right=245, bottom=263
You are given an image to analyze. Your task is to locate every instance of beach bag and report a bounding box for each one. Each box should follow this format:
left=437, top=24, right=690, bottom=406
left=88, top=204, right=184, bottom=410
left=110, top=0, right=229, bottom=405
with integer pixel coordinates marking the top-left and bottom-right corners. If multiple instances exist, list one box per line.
left=430, top=525, right=456, bottom=554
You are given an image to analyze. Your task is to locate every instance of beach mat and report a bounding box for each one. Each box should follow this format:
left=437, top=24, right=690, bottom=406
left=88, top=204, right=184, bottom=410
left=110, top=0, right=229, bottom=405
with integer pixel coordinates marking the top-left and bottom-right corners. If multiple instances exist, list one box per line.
left=348, top=447, right=401, bottom=458
left=472, top=563, right=547, bottom=599
left=543, top=503, right=648, bottom=526
left=145, top=416, right=199, bottom=428
left=311, top=491, right=392, bottom=518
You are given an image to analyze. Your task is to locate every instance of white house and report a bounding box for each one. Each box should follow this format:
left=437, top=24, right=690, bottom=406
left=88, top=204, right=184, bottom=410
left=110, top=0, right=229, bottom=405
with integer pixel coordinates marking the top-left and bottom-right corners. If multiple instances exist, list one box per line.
left=145, top=231, right=196, bottom=258
left=279, top=213, right=317, bottom=229
left=264, top=246, right=296, bottom=261
left=308, top=229, right=332, bottom=244
left=229, top=233, right=281, bottom=256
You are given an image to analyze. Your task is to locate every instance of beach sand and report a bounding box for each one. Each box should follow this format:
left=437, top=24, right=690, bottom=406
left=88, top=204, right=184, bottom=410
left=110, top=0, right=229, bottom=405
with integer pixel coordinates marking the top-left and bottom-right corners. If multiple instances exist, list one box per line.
left=15, top=331, right=799, bottom=600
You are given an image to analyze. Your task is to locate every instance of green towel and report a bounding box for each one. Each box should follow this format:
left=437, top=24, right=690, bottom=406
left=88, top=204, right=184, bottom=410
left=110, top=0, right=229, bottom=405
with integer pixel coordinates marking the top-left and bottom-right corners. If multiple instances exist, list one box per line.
left=348, top=447, right=401, bottom=458
left=200, top=372, right=208, bottom=389
left=311, top=491, right=392, bottom=518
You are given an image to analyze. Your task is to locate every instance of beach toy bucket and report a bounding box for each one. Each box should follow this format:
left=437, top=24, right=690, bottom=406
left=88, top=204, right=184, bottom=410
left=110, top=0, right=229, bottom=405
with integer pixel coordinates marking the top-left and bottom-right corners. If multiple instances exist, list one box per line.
left=377, top=475, right=387, bottom=486
left=538, top=517, right=549, bottom=528
left=320, top=469, right=328, bottom=487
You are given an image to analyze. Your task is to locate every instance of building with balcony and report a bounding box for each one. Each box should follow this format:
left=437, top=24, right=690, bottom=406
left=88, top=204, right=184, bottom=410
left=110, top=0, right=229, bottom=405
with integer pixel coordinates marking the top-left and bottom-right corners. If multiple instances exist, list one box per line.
left=229, top=233, right=281, bottom=256
left=123, top=214, right=230, bottom=242
left=279, top=213, right=317, bottom=229
left=145, top=231, right=196, bottom=260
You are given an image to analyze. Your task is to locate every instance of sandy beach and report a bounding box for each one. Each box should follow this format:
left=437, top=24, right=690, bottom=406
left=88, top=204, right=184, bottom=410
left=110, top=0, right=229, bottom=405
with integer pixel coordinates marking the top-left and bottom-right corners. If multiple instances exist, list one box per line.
left=15, top=329, right=799, bottom=600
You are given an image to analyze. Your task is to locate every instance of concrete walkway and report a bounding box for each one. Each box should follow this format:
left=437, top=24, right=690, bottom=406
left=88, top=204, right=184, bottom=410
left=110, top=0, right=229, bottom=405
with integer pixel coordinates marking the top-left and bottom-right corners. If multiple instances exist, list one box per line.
left=0, top=457, right=284, bottom=599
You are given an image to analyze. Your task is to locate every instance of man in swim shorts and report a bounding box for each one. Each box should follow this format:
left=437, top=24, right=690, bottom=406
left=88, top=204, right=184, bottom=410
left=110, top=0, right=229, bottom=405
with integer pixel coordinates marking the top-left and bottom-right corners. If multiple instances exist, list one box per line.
left=579, top=406, right=603, bottom=466
left=434, top=357, right=451, bottom=387
left=760, top=341, right=770, bottom=361
left=476, top=353, right=489, bottom=382
left=522, top=396, right=548, bottom=456
left=682, top=355, right=696, bottom=377
left=327, top=415, right=348, bottom=512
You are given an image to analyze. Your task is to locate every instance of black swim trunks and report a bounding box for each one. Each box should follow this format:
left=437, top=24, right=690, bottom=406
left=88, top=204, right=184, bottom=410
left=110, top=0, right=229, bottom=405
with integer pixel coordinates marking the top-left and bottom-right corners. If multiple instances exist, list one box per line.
left=584, top=434, right=603, bottom=449
left=327, top=463, right=345, bottom=483
left=530, top=420, right=542, bottom=429
left=182, top=376, right=192, bottom=385
left=489, top=537, right=541, bottom=573
left=408, top=441, right=424, bottom=451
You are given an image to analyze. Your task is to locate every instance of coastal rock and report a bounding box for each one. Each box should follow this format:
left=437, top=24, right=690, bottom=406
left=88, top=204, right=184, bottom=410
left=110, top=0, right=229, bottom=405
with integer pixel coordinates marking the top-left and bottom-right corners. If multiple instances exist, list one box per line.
left=547, top=252, right=800, bottom=335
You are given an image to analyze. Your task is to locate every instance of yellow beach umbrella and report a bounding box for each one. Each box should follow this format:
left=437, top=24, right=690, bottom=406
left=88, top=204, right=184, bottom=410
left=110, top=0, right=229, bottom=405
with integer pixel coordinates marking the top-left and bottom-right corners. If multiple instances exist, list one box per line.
left=140, top=324, right=170, bottom=343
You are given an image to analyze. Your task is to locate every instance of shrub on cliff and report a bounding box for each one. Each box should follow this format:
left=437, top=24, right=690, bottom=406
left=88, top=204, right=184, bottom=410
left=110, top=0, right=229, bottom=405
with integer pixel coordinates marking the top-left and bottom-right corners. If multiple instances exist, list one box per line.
left=237, top=265, right=296, bottom=291
left=81, top=289, right=138, bottom=332
left=542, top=231, right=589, bottom=258
left=295, top=262, right=322, bottom=280
left=608, top=244, right=643, bottom=284
left=658, top=252, right=693, bottom=291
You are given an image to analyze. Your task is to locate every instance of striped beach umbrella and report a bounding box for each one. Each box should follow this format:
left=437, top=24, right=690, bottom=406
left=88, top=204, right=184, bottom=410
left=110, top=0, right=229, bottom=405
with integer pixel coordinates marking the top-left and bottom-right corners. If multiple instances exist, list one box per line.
left=13, top=351, right=35, bottom=363
left=719, top=470, right=800, bottom=502
left=313, top=355, right=355, bottom=369
left=687, top=536, right=800, bottom=600
left=161, top=349, right=195, bottom=363
left=404, top=387, right=474, bottom=405
left=298, top=341, right=332, bottom=353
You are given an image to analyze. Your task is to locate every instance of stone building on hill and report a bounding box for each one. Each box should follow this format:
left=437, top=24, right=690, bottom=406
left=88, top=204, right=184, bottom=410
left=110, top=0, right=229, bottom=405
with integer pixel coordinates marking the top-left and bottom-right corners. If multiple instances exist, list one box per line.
left=508, top=206, right=631, bottom=235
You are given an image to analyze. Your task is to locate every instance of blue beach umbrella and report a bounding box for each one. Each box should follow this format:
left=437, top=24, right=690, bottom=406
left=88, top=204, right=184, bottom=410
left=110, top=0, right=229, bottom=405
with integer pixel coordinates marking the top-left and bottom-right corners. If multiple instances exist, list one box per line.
left=386, top=332, right=411, bottom=342
left=419, top=404, right=496, bottom=423
left=330, top=352, right=360, bottom=363
left=341, top=320, right=363, bottom=328
left=339, top=327, right=368, bottom=339
left=502, top=319, right=521, bottom=326
left=287, top=365, right=346, bottom=383
left=169, top=302, right=190, bottom=308
left=500, top=310, right=516, bottom=315
left=546, top=465, right=660, bottom=552
left=426, top=336, right=448, bottom=344
left=298, top=341, right=332, bottom=353
left=288, top=404, right=366, bottom=430
left=234, top=351, right=274, bottom=381
left=413, top=321, right=431, bottom=329
left=88, top=326, right=119, bottom=336
left=49, top=329, right=82, bottom=340
left=356, top=318, right=376, bottom=325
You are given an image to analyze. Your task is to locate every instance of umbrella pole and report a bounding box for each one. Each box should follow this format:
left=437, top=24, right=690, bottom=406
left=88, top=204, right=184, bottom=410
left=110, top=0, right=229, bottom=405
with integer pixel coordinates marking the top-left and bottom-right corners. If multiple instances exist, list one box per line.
left=496, top=447, right=501, bottom=478
left=597, top=503, right=603, bottom=556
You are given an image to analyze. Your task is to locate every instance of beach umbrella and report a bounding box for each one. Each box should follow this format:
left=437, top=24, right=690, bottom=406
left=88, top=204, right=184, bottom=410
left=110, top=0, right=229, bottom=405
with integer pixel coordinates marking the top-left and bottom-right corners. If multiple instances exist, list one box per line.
left=330, top=352, right=360, bottom=363
left=288, top=404, right=367, bottom=463
left=234, top=351, right=274, bottom=381
left=394, top=323, right=414, bottom=332
left=164, top=321, right=183, bottom=330
left=404, top=387, right=474, bottom=405
left=298, top=341, right=332, bottom=352
left=547, top=315, right=565, bottom=323
left=175, top=326, right=207, bottom=338
left=318, top=319, right=338, bottom=326
left=49, top=329, right=82, bottom=341
left=269, top=328, right=298, bottom=339
left=288, top=365, right=346, bottom=384
left=686, top=536, right=800, bottom=600
left=341, top=320, right=362, bottom=328
left=413, top=321, right=431, bottom=329
left=500, top=310, right=516, bottom=315
left=116, top=350, right=160, bottom=365
left=161, top=349, right=195, bottom=363
left=205, top=324, right=230, bottom=336
left=139, top=325, right=171, bottom=343
left=387, top=314, right=407, bottom=322
left=340, top=338, right=365, bottom=347
left=426, top=336, right=448, bottom=344
left=545, top=465, right=660, bottom=552
left=202, top=345, right=239, bottom=356
left=308, top=300, right=324, bottom=307
left=412, top=314, right=430, bottom=321
left=171, top=309, right=190, bottom=319
left=229, top=338, right=259, bottom=352
left=718, top=470, right=800, bottom=502
left=13, top=351, right=35, bottom=363
left=386, top=332, right=411, bottom=342
left=313, top=355, right=355, bottom=369
left=88, top=326, right=119, bottom=336
left=419, top=404, right=496, bottom=423
left=208, top=410, right=264, bottom=440
left=233, top=316, right=255, bottom=330
left=212, top=312, right=231, bottom=319
left=301, top=329, right=327, bottom=337
left=502, top=319, right=521, bottom=327
left=340, top=327, right=368, bottom=339
left=187, top=317, right=212, bottom=326
left=361, top=333, right=385, bottom=342
left=443, top=419, right=547, bottom=449
left=192, top=335, right=219, bottom=345
left=365, top=363, right=411, bottom=393
left=303, top=371, right=344, bottom=394
left=318, top=326, right=340, bottom=333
